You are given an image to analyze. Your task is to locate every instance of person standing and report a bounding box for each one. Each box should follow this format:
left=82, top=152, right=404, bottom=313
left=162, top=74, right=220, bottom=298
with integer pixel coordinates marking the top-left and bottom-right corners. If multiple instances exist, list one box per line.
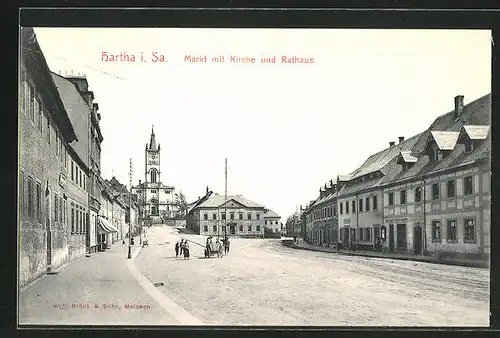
left=175, top=240, right=180, bottom=257
left=183, top=241, right=190, bottom=260
left=224, top=237, right=230, bottom=255
left=180, top=239, right=185, bottom=256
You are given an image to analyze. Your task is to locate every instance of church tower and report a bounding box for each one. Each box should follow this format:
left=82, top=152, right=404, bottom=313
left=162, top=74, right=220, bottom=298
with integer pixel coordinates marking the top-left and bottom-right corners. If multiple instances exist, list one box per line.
left=145, top=125, right=161, bottom=184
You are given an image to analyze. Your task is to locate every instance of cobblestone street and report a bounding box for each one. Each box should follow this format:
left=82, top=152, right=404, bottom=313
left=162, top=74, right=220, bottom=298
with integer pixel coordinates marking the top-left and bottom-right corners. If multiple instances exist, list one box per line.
left=135, top=226, right=490, bottom=326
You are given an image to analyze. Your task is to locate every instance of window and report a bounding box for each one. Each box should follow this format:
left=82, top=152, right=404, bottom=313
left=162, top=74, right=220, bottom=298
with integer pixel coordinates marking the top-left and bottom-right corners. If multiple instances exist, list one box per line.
left=388, top=192, right=394, bottom=206
left=221, top=213, right=226, bottom=220
left=464, top=219, right=476, bottom=242
left=83, top=212, right=87, bottom=233
left=71, top=162, right=74, bottom=181
left=151, top=190, right=157, bottom=193
left=447, top=180, right=455, bottom=198
left=80, top=210, right=83, bottom=233
left=247, top=213, right=252, bottom=220
left=71, top=207, right=75, bottom=233
left=59, top=197, right=63, bottom=223
left=352, top=200, right=356, bottom=213
left=432, top=221, right=441, bottom=241
left=212, top=213, right=217, bottom=220
left=345, top=201, right=349, bottom=214
left=340, top=202, right=343, bottom=214
left=365, top=228, right=371, bottom=242
left=46, top=115, right=50, bottom=144
left=29, top=84, right=35, bottom=121
left=400, top=190, right=406, bottom=205
left=447, top=220, right=457, bottom=242
left=359, top=199, right=363, bottom=212
left=432, top=183, right=440, bottom=200
left=415, top=187, right=422, bottom=202
left=213, top=225, right=217, bottom=232
left=21, top=71, right=26, bottom=112
left=63, top=200, right=66, bottom=226
left=359, top=228, right=364, bottom=241
left=365, top=197, right=370, bottom=211
left=465, top=141, right=473, bottom=153
left=248, top=225, right=252, bottom=232
left=37, top=99, right=43, bottom=132
left=380, top=226, right=386, bottom=240
left=239, top=213, right=243, bottom=220
left=373, top=196, right=378, bottom=210
left=239, top=225, right=243, bottom=232
left=27, top=177, right=33, bottom=218
left=204, top=213, right=208, bottom=220
left=19, top=171, right=24, bottom=215
left=230, top=212, right=234, bottom=220
left=464, top=176, right=473, bottom=195
left=204, top=225, right=208, bottom=232
left=256, top=213, right=260, bottom=220
left=79, top=171, right=82, bottom=188
left=256, top=225, right=260, bottom=232
left=36, top=182, right=41, bottom=222
left=59, top=134, right=63, bottom=162
left=265, top=220, right=267, bottom=225
left=75, top=209, right=79, bottom=233
left=54, top=196, right=58, bottom=224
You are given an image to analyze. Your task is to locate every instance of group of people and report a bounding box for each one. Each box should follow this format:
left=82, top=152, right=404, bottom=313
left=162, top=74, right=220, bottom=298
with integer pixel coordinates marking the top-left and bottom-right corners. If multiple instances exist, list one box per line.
left=175, top=239, right=190, bottom=259
left=206, top=235, right=230, bottom=255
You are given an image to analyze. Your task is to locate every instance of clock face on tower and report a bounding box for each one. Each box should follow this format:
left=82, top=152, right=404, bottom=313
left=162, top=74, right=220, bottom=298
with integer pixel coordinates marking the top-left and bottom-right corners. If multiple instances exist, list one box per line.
left=151, top=154, right=156, bottom=159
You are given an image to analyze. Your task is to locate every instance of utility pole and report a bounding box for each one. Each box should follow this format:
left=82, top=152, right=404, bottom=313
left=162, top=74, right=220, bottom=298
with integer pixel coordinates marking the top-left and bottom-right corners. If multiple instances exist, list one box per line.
left=128, top=158, right=133, bottom=259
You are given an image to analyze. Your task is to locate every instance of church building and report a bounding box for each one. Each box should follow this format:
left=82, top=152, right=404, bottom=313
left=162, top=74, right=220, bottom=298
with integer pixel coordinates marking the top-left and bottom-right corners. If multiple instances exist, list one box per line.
left=131, top=127, right=178, bottom=223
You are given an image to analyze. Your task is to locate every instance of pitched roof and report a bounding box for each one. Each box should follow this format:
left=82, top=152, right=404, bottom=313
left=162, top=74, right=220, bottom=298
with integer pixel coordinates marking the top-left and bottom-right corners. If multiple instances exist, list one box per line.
left=195, top=193, right=264, bottom=209
left=462, top=125, right=490, bottom=140
left=348, top=133, right=422, bottom=180
left=264, top=209, right=280, bottom=218
left=430, top=131, right=460, bottom=150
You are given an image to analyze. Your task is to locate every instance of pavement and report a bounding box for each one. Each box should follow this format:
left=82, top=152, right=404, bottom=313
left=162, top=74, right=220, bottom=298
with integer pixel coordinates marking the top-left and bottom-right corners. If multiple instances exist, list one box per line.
left=291, top=239, right=488, bottom=268
left=18, top=235, right=179, bottom=326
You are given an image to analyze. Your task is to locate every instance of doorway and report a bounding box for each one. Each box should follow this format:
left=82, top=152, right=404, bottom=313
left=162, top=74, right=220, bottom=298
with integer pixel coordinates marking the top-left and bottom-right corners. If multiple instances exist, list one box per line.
left=230, top=225, right=235, bottom=235
left=414, top=224, right=423, bottom=255
left=397, top=224, right=407, bottom=251
left=389, top=224, right=394, bottom=252
left=45, top=198, right=51, bottom=266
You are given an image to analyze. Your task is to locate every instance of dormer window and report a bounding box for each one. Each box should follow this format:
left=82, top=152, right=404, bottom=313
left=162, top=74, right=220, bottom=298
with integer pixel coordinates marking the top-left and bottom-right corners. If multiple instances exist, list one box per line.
left=465, top=141, right=474, bottom=153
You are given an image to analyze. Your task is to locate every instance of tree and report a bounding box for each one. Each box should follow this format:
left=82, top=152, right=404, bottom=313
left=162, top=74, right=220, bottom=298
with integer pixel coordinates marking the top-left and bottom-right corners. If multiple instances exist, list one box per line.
left=174, top=191, right=188, bottom=218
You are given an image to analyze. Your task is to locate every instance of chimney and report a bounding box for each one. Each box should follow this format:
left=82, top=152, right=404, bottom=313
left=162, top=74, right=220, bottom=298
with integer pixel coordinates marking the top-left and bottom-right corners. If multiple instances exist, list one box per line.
left=389, top=141, right=395, bottom=147
left=206, top=186, right=209, bottom=195
left=398, top=136, right=404, bottom=144
left=454, top=95, right=464, bottom=119
left=139, top=180, right=141, bottom=185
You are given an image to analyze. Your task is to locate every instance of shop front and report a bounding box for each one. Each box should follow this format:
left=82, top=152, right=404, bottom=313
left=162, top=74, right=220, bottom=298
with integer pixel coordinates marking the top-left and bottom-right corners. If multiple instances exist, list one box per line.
left=97, top=216, right=119, bottom=251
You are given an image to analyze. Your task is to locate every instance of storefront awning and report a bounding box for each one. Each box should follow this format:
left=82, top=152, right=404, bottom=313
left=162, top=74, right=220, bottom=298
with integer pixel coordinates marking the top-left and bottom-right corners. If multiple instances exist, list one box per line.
left=98, top=216, right=119, bottom=234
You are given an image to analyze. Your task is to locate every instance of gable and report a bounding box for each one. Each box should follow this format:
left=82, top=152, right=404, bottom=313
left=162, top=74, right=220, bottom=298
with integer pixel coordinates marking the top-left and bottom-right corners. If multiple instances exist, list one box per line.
left=220, top=199, right=247, bottom=209
left=429, top=131, right=460, bottom=150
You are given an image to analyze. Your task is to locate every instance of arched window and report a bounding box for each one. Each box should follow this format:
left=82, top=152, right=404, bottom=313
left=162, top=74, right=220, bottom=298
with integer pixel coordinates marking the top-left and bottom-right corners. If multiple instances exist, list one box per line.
left=150, top=169, right=157, bottom=183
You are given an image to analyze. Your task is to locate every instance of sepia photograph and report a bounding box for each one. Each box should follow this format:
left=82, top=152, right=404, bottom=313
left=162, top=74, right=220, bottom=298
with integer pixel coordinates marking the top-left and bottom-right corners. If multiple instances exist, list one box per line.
left=18, top=26, right=491, bottom=327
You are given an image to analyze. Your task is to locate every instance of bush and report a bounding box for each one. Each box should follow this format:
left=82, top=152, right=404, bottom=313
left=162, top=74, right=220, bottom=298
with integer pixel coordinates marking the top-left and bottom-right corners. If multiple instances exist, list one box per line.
left=264, top=227, right=281, bottom=238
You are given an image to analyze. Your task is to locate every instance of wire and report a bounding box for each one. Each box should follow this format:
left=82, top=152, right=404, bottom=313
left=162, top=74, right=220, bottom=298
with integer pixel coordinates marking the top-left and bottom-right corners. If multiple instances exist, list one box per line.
left=21, top=46, right=127, bottom=80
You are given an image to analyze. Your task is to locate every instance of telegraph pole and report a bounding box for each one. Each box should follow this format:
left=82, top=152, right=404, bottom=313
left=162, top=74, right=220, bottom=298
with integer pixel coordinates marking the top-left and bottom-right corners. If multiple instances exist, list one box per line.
left=128, top=158, right=133, bottom=259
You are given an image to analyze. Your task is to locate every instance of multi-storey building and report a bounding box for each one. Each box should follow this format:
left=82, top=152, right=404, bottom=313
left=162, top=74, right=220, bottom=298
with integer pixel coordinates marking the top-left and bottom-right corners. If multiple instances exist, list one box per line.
left=381, top=95, right=490, bottom=260
left=333, top=93, right=490, bottom=263
left=19, top=27, right=78, bottom=286
left=263, top=209, right=281, bottom=233
left=186, top=188, right=266, bottom=237
left=303, top=181, right=339, bottom=246
left=131, top=127, right=178, bottom=224
left=51, top=72, right=96, bottom=259
left=97, top=177, right=118, bottom=249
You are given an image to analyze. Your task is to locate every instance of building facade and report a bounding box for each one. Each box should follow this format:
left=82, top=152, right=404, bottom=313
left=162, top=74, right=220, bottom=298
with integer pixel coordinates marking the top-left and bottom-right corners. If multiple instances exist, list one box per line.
left=264, top=209, right=281, bottom=233
left=131, top=127, right=178, bottom=223
left=333, top=93, right=490, bottom=262
left=186, top=189, right=266, bottom=237
left=19, top=27, right=78, bottom=287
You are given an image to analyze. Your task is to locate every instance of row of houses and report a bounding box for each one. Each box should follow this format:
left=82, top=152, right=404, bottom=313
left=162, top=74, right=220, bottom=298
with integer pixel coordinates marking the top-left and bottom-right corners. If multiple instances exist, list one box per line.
left=186, top=187, right=282, bottom=237
left=300, top=93, right=491, bottom=263
left=19, top=27, right=141, bottom=288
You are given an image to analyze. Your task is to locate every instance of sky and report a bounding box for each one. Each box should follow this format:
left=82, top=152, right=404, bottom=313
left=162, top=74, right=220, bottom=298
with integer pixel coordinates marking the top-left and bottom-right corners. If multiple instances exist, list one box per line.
left=33, top=28, right=491, bottom=220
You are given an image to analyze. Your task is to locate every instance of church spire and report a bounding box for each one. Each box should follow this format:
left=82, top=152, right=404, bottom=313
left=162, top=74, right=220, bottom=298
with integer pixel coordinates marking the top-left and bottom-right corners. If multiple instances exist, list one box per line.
left=149, top=124, right=157, bottom=150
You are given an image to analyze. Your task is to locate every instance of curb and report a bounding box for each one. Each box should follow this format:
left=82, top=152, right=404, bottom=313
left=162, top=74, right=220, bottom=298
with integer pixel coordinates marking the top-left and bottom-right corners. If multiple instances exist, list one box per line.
left=289, top=244, right=488, bottom=269
left=127, top=234, right=205, bottom=325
